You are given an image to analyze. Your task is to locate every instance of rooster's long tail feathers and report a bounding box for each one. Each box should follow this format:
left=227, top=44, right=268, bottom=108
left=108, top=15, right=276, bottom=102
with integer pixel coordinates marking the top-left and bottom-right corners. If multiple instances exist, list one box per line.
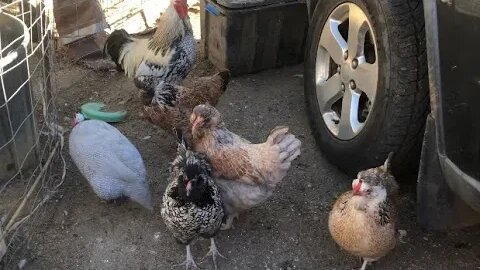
left=217, top=70, right=231, bottom=92
left=104, top=29, right=132, bottom=70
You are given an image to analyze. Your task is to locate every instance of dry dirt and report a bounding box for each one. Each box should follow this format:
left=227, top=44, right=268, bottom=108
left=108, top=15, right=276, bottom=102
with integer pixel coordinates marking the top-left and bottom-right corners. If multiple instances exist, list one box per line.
left=0, top=47, right=477, bottom=269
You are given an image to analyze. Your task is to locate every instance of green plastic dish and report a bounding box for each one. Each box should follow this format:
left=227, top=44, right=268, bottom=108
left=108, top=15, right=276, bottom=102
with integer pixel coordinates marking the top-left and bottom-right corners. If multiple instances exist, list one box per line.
left=80, top=102, right=127, bottom=123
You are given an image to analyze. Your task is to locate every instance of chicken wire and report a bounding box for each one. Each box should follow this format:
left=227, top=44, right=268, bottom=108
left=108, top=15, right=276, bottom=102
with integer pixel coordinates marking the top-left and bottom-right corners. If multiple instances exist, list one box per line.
left=0, top=0, right=65, bottom=267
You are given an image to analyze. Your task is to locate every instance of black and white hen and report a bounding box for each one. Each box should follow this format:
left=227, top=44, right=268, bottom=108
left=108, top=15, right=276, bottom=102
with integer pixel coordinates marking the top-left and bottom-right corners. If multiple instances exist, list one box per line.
left=161, top=136, right=225, bottom=269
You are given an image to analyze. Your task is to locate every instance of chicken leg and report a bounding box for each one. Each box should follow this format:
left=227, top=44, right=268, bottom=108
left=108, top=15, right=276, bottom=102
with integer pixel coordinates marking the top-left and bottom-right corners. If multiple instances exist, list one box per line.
left=221, top=213, right=239, bottom=230
left=360, top=258, right=375, bottom=270
left=176, top=245, right=198, bottom=270
left=201, top=238, right=226, bottom=270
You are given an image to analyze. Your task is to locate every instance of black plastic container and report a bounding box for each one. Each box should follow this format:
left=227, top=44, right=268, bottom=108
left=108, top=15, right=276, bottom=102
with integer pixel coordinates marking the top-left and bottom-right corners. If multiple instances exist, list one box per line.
left=0, top=13, right=37, bottom=181
left=200, top=0, right=308, bottom=76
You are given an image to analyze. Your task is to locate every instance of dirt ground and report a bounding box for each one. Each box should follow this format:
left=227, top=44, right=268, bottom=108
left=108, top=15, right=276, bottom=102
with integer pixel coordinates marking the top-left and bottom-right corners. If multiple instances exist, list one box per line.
left=0, top=45, right=474, bottom=270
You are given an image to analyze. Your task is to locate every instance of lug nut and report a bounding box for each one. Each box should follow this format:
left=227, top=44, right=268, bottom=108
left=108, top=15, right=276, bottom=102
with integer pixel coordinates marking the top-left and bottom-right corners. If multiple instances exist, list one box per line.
left=352, top=59, right=358, bottom=69
left=349, top=80, right=356, bottom=90
left=341, top=83, right=345, bottom=91
left=343, top=50, right=348, bottom=60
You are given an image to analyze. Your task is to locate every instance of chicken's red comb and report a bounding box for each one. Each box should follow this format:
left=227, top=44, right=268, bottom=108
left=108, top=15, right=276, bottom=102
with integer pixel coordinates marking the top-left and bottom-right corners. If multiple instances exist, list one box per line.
left=173, top=0, right=188, bottom=19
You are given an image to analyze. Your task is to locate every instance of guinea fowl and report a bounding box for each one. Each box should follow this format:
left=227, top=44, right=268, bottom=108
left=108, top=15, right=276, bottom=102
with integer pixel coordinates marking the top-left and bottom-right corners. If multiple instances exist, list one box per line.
left=140, top=70, right=230, bottom=140
left=328, top=153, right=399, bottom=270
left=104, top=0, right=195, bottom=85
left=69, top=113, right=153, bottom=210
left=189, top=104, right=302, bottom=229
left=161, top=136, right=224, bottom=269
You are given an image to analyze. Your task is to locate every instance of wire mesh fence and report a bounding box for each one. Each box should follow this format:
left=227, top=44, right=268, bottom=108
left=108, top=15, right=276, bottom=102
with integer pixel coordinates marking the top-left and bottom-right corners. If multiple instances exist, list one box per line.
left=0, top=0, right=65, bottom=267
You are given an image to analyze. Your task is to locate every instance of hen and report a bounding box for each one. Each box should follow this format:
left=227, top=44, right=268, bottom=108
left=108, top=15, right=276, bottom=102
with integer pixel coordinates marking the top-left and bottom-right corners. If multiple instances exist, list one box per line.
left=104, top=0, right=195, bottom=85
left=189, top=104, right=302, bottom=229
left=140, top=70, right=230, bottom=139
left=69, top=113, right=153, bottom=210
left=161, top=137, right=225, bottom=269
left=328, top=153, right=399, bottom=270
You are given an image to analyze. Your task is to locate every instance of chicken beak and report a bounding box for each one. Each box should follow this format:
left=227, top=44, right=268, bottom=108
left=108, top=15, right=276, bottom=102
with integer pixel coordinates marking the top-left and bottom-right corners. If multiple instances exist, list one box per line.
left=352, top=179, right=362, bottom=195
left=185, top=180, right=192, bottom=196
left=191, top=117, right=204, bottom=132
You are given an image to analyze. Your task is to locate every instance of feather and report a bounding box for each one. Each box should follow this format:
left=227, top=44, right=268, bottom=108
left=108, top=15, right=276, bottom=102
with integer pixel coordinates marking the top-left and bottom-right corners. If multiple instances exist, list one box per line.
left=69, top=120, right=152, bottom=210
left=142, top=71, right=231, bottom=141
left=104, top=1, right=196, bottom=83
left=161, top=145, right=224, bottom=244
left=190, top=105, right=301, bottom=228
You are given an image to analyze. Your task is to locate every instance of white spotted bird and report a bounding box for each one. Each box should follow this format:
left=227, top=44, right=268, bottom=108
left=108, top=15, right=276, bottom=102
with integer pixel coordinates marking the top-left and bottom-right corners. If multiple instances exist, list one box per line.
left=329, top=153, right=399, bottom=270
left=161, top=135, right=225, bottom=269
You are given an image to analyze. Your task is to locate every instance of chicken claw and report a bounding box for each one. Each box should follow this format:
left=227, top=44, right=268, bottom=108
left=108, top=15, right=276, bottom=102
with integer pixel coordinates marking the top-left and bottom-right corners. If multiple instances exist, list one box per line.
left=221, top=213, right=239, bottom=230
left=175, top=245, right=199, bottom=270
left=201, top=238, right=226, bottom=270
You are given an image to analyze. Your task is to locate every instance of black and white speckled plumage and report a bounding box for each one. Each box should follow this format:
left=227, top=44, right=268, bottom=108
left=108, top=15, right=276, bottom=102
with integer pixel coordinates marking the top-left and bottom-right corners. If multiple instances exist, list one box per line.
left=104, top=2, right=196, bottom=89
left=161, top=144, right=224, bottom=245
left=134, top=27, right=196, bottom=94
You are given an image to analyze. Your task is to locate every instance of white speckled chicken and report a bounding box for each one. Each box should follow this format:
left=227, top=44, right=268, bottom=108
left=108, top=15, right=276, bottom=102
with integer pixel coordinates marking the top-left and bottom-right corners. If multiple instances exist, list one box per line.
left=161, top=137, right=225, bottom=269
left=189, top=104, right=302, bottom=229
left=69, top=113, right=152, bottom=210
left=104, top=0, right=195, bottom=85
left=328, top=153, right=399, bottom=270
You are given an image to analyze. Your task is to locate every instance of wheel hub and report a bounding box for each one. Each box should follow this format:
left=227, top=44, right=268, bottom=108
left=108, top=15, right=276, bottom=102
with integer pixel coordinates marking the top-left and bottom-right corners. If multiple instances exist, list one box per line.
left=314, top=2, right=378, bottom=140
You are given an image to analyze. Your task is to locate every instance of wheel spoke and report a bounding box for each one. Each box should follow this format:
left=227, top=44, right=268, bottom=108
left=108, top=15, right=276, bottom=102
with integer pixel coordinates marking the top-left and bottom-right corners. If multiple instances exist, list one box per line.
left=319, top=19, right=347, bottom=65
left=316, top=73, right=343, bottom=111
left=338, top=90, right=363, bottom=139
left=347, top=5, right=368, bottom=58
left=352, top=56, right=378, bottom=101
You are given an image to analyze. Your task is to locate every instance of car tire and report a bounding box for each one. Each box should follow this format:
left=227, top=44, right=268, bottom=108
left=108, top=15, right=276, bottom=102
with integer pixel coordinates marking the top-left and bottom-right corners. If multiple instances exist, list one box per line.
left=304, top=0, right=429, bottom=176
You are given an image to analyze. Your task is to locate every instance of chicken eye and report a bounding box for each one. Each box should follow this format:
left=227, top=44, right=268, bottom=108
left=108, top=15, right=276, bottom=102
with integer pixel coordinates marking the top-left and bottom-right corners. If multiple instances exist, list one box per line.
left=366, top=189, right=372, bottom=194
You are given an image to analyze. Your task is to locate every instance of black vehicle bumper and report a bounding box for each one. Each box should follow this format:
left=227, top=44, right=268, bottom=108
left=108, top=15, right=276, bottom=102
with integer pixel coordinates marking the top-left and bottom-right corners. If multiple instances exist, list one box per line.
left=418, top=0, right=480, bottom=229
left=439, top=153, right=480, bottom=212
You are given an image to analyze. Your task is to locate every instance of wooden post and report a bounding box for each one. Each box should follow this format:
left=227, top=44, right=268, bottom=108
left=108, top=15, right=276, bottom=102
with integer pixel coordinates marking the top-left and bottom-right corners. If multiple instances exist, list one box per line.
left=0, top=225, right=6, bottom=261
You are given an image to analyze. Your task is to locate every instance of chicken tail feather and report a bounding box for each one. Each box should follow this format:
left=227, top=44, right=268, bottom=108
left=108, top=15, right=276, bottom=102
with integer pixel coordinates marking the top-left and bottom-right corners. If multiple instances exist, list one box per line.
left=265, top=126, right=301, bottom=185
left=127, top=184, right=153, bottom=211
left=217, top=70, right=231, bottom=92
left=104, top=29, right=132, bottom=70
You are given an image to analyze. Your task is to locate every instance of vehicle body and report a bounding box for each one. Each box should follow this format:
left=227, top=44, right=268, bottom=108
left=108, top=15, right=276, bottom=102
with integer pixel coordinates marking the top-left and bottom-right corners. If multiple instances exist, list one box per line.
left=303, top=0, right=480, bottom=229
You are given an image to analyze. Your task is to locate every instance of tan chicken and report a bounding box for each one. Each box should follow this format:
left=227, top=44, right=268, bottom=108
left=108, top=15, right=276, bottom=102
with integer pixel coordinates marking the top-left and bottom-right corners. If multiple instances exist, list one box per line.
left=189, top=104, right=302, bottom=229
left=140, top=70, right=230, bottom=139
left=328, top=153, right=399, bottom=270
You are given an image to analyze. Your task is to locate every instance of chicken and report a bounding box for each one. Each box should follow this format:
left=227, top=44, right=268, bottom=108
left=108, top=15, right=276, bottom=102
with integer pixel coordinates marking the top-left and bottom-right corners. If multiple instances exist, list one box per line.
left=103, top=0, right=195, bottom=85
left=189, top=104, right=302, bottom=229
left=161, top=136, right=225, bottom=269
left=328, top=153, right=399, bottom=270
left=140, top=70, right=230, bottom=140
left=69, top=113, right=153, bottom=210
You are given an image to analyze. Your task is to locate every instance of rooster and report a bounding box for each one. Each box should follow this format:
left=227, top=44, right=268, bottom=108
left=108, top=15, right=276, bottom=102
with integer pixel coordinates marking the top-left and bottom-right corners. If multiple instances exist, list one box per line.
left=189, top=104, right=302, bottom=229
left=103, top=0, right=195, bottom=85
left=140, top=70, right=230, bottom=140
left=328, top=153, right=399, bottom=270
left=161, top=136, right=225, bottom=269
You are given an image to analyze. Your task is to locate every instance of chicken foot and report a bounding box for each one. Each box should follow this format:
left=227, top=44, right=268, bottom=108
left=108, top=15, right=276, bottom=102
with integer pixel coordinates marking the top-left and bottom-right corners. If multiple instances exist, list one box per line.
left=360, top=258, right=375, bottom=270
left=221, top=213, right=239, bottom=230
left=175, top=245, right=199, bottom=270
left=201, top=238, right=226, bottom=270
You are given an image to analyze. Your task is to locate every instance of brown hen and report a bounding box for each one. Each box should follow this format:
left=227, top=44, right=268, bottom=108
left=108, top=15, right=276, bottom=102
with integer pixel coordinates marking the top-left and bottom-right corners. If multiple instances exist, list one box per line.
left=140, top=71, right=230, bottom=139
left=190, top=104, right=302, bottom=229
left=329, top=153, right=399, bottom=270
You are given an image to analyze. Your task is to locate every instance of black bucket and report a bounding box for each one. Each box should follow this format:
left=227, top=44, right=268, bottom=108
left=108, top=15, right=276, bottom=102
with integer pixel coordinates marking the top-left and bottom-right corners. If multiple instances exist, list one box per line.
left=0, top=12, right=37, bottom=182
